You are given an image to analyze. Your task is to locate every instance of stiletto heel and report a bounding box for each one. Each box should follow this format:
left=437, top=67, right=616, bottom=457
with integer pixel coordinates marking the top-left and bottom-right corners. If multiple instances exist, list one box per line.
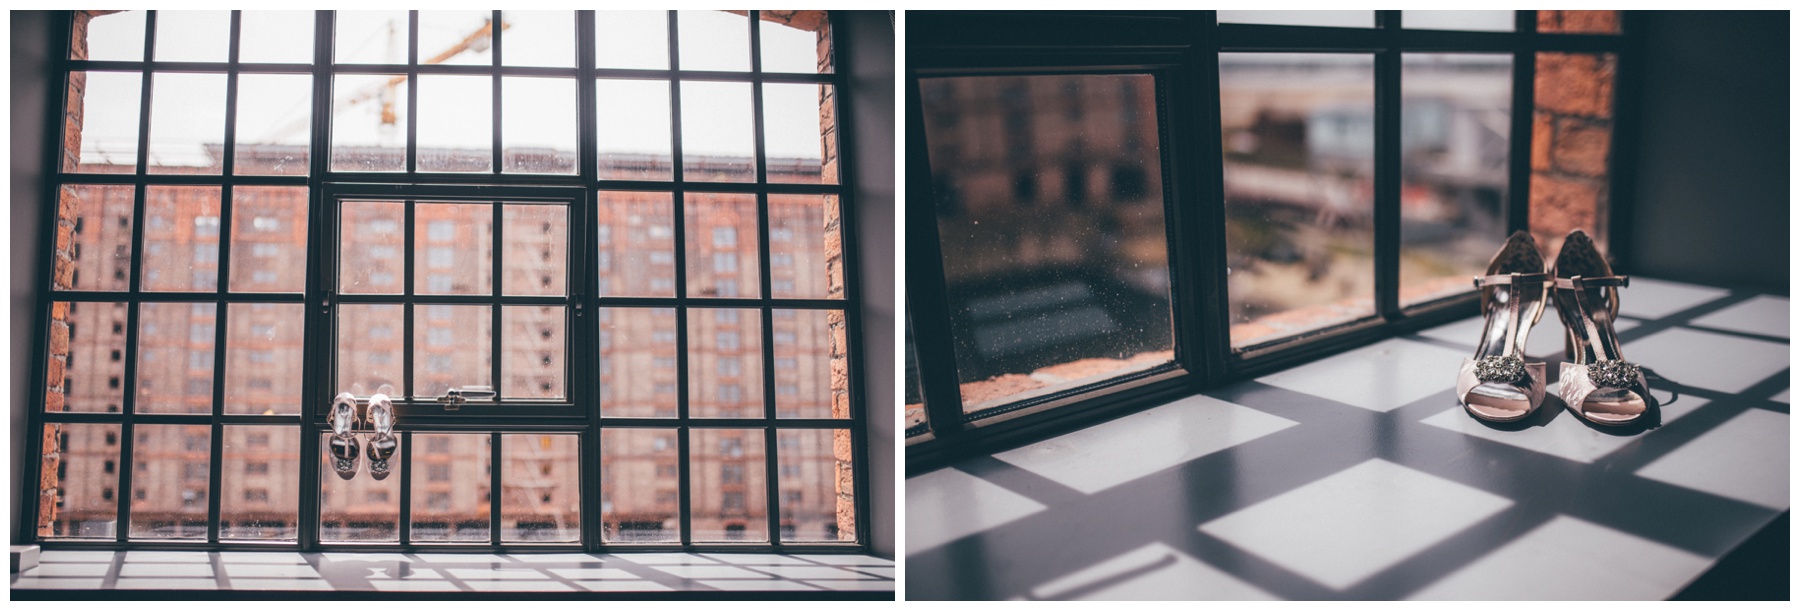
left=365, top=393, right=398, bottom=480
left=1551, top=229, right=1650, bottom=426
left=328, top=392, right=361, bottom=480
left=1456, top=231, right=1551, bottom=422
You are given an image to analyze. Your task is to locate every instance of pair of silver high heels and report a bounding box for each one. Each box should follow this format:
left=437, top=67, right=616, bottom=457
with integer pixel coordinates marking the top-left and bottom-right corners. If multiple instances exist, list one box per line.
left=329, top=392, right=398, bottom=480
left=1456, top=229, right=1651, bottom=426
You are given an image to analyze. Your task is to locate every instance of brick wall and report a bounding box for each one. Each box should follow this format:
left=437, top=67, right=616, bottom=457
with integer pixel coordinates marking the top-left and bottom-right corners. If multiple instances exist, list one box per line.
left=1530, top=10, right=1620, bottom=256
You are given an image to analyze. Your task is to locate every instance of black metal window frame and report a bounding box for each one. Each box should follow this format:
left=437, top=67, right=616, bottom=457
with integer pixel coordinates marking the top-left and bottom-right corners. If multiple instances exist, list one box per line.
left=26, top=9, right=873, bottom=555
left=906, top=10, right=1641, bottom=472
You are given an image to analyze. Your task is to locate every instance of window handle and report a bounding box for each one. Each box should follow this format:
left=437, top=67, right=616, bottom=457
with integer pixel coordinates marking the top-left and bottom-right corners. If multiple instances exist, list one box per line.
left=441, top=385, right=496, bottom=410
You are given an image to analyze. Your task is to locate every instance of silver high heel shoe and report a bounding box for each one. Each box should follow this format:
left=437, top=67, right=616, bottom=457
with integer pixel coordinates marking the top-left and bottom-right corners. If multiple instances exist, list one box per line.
left=1456, top=231, right=1551, bottom=422
left=1551, top=229, right=1650, bottom=425
left=365, top=393, right=398, bottom=480
left=328, top=392, right=361, bottom=480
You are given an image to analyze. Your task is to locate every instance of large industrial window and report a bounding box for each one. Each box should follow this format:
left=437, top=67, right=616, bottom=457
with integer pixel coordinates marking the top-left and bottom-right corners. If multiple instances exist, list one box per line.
left=32, top=9, right=867, bottom=553
left=907, top=10, right=1630, bottom=466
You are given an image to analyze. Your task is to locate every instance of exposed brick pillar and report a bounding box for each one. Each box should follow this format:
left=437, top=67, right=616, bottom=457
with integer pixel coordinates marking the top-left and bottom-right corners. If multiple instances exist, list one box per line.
left=1530, top=48, right=1617, bottom=257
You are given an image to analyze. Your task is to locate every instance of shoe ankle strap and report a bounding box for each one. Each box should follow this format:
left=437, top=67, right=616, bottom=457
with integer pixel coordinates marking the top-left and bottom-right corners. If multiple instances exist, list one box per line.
left=1554, top=275, right=1630, bottom=290
left=1473, top=272, right=1550, bottom=289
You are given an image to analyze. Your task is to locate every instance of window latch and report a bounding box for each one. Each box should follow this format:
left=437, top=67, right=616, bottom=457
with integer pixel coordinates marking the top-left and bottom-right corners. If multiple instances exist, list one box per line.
left=320, top=290, right=333, bottom=314
left=572, top=293, right=584, bottom=317
left=441, top=385, right=495, bottom=411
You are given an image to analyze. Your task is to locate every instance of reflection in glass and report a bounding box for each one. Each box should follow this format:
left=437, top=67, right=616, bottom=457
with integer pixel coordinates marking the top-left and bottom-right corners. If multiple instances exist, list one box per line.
left=677, top=10, right=749, bottom=72
left=501, top=77, right=577, bottom=174
left=501, top=434, right=580, bottom=542
left=411, top=433, right=490, bottom=543
left=234, top=74, right=313, bottom=176
left=416, top=75, right=493, bottom=173
left=415, top=202, right=494, bottom=295
left=336, top=303, right=404, bottom=397
left=52, top=301, right=129, bottom=413
left=338, top=200, right=404, bottom=294
left=153, top=10, right=229, bottom=62
left=64, top=71, right=142, bottom=173
left=597, top=191, right=676, bottom=297
left=330, top=74, right=407, bottom=172
left=764, top=83, right=836, bottom=185
left=147, top=73, right=227, bottom=174
left=759, top=11, right=832, bottom=74
left=768, top=194, right=840, bottom=299
left=220, top=425, right=299, bottom=540
left=919, top=74, right=1176, bottom=413
left=413, top=305, right=493, bottom=400
left=128, top=424, right=210, bottom=539
left=596, top=80, right=673, bottom=181
left=773, top=309, right=843, bottom=419
left=685, top=193, right=760, bottom=298
left=1401, top=54, right=1512, bottom=306
left=501, top=204, right=567, bottom=296
left=319, top=433, right=399, bottom=542
left=224, top=303, right=305, bottom=415
left=239, top=10, right=315, bottom=64
left=1220, top=53, right=1377, bottom=348
left=598, top=308, right=678, bottom=418
left=777, top=429, right=854, bottom=542
left=502, top=306, right=564, bottom=400
left=141, top=186, right=222, bottom=292
left=689, top=309, right=763, bottom=419
left=229, top=186, right=309, bottom=292
left=73, top=11, right=145, bottom=61
left=595, top=11, right=669, bottom=70
left=691, top=429, right=766, bottom=543
left=58, top=185, right=136, bottom=291
left=38, top=423, right=121, bottom=539
left=135, top=302, right=215, bottom=414
left=601, top=428, right=679, bottom=543
left=680, top=81, right=756, bottom=182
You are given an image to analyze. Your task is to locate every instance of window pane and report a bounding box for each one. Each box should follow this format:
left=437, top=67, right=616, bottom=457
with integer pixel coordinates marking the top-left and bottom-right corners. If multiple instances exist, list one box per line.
left=764, top=83, right=837, bottom=185
left=777, top=429, right=853, bottom=542
left=1538, top=10, right=1621, bottom=34
left=501, top=77, right=577, bottom=175
left=39, top=423, right=121, bottom=539
left=904, top=315, right=928, bottom=441
left=338, top=200, right=404, bottom=294
left=233, top=74, right=313, bottom=176
left=677, top=10, right=749, bottom=72
left=690, top=308, right=762, bottom=419
left=411, top=433, right=490, bottom=543
left=415, top=202, right=495, bottom=295
left=597, top=191, right=676, bottom=297
left=691, top=429, right=766, bottom=543
left=680, top=81, right=756, bottom=182
left=502, top=306, right=564, bottom=400
left=685, top=193, right=759, bottom=298
left=500, top=11, right=574, bottom=68
left=128, top=424, right=210, bottom=540
left=73, top=10, right=145, bottom=62
left=140, top=186, right=221, bottom=292
left=596, top=79, right=672, bottom=181
left=759, top=11, right=832, bottom=74
left=919, top=74, right=1177, bottom=412
left=135, top=302, right=215, bottom=414
left=153, top=10, right=229, bottom=62
left=1531, top=52, right=1617, bottom=256
left=600, top=428, right=678, bottom=543
left=57, top=185, right=136, bottom=291
left=1401, top=54, right=1512, bottom=306
left=418, top=10, right=493, bottom=66
left=239, top=10, right=315, bottom=64
left=414, top=305, right=493, bottom=400
left=336, top=303, right=404, bottom=397
left=1219, top=53, right=1377, bottom=348
left=50, top=301, right=129, bottom=413
left=319, top=433, right=398, bottom=543
left=501, top=434, right=580, bottom=542
left=228, top=186, right=309, bottom=293
left=335, top=11, right=410, bottom=65
left=416, top=75, right=493, bottom=173
left=774, top=309, right=844, bottom=419
left=330, top=73, right=407, bottom=172
left=1217, top=10, right=1373, bottom=28
left=595, top=11, right=668, bottom=70
left=599, top=308, right=678, bottom=418
left=146, top=73, right=227, bottom=174
left=64, top=71, right=141, bottom=173
left=768, top=194, right=841, bottom=299
left=224, top=303, right=304, bottom=415
left=220, top=425, right=299, bottom=541
left=502, top=204, right=568, bottom=296
left=1403, top=11, right=1515, bottom=32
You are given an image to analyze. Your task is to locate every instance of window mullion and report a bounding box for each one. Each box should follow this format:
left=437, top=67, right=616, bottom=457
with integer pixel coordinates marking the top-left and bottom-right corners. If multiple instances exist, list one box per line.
left=1373, top=17, right=1403, bottom=320
left=1507, top=12, right=1538, bottom=235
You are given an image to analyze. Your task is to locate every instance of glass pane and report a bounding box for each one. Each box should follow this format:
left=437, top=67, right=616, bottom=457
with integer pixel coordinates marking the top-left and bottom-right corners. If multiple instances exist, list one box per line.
left=153, top=10, right=229, bottom=62
left=600, top=428, right=678, bottom=543
left=228, top=186, right=309, bottom=293
left=685, top=193, right=759, bottom=298
left=774, top=309, right=843, bottom=419
left=1403, top=10, right=1515, bottom=31
left=64, top=71, right=142, bottom=173
left=769, top=194, right=840, bottom=299
left=595, top=11, right=668, bottom=70
left=765, top=83, right=836, bottom=185
left=128, top=424, right=210, bottom=540
left=39, top=423, right=121, bottom=539
left=416, top=74, right=492, bottom=173
left=330, top=73, right=407, bottom=172
left=680, top=81, right=756, bottom=182
left=57, top=184, right=136, bottom=291
left=140, top=186, right=222, bottom=292
left=759, top=11, right=832, bottom=74
left=220, top=425, right=299, bottom=541
left=319, top=432, right=398, bottom=543
left=336, top=303, right=404, bottom=397
left=1531, top=52, right=1617, bottom=256
left=147, top=73, right=228, bottom=174
left=416, top=202, right=495, bottom=295
left=501, top=11, right=575, bottom=67
left=51, top=301, right=129, bottom=413
left=1219, top=53, right=1377, bottom=349
left=502, top=204, right=568, bottom=296
left=596, top=79, right=672, bottom=181
left=1538, top=10, right=1622, bottom=34
left=1217, top=10, right=1373, bottom=28
left=598, top=308, right=678, bottom=418
left=777, top=429, right=853, bottom=542
left=239, top=10, right=315, bottom=64
left=338, top=200, right=404, bottom=294
left=224, top=303, right=304, bottom=415
left=411, top=434, right=490, bottom=543
left=502, top=306, right=564, bottom=400
left=233, top=74, right=313, bottom=175
left=335, top=10, right=410, bottom=65
left=418, top=10, right=493, bottom=66
left=677, top=10, right=749, bottom=72
left=1401, top=54, right=1512, bottom=307
left=501, top=77, right=577, bottom=175
left=691, top=429, right=766, bottom=543
left=501, top=434, right=580, bottom=542
left=919, top=74, right=1177, bottom=412
left=689, top=308, right=762, bottom=419
left=414, top=305, right=493, bottom=400
left=597, top=191, right=676, bottom=297
left=135, top=302, right=215, bottom=414
left=73, top=10, right=145, bottom=61
left=904, top=315, right=927, bottom=440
